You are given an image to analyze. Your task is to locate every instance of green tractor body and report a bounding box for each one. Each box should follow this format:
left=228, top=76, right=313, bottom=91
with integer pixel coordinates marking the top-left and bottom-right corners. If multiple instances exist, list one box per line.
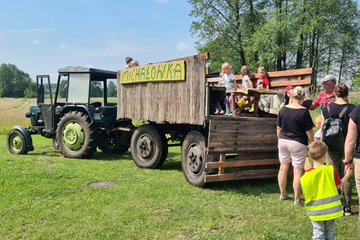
left=7, top=67, right=133, bottom=158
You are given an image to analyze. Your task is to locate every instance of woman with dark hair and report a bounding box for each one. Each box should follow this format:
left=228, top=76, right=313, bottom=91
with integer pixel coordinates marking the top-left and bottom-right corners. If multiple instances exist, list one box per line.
left=277, top=86, right=314, bottom=206
left=321, top=83, right=356, bottom=216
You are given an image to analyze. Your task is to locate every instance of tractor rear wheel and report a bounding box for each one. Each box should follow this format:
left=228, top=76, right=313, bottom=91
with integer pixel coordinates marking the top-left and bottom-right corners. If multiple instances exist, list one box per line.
left=56, top=111, right=98, bottom=158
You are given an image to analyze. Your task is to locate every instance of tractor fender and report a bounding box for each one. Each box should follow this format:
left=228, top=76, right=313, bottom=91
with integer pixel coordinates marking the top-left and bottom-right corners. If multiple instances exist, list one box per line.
left=58, top=105, right=96, bottom=122
left=12, top=125, right=34, bottom=151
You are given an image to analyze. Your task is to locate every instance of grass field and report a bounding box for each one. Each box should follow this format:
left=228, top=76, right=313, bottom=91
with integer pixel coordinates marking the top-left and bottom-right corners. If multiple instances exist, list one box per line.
left=0, top=96, right=359, bottom=239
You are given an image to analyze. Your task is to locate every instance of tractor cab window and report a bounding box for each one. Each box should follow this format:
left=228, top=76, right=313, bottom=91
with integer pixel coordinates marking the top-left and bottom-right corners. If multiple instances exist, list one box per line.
left=107, top=79, right=117, bottom=104
left=90, top=80, right=104, bottom=106
left=57, top=75, right=68, bottom=103
left=67, top=73, right=90, bottom=103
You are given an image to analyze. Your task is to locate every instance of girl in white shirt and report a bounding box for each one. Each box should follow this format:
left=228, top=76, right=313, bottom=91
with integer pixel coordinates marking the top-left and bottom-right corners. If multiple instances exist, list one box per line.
left=217, top=62, right=236, bottom=116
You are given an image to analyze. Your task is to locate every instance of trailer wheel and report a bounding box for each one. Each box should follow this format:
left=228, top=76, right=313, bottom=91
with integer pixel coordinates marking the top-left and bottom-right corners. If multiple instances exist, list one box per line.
left=7, top=129, right=29, bottom=155
left=181, top=131, right=208, bottom=187
left=56, top=111, right=98, bottom=158
left=52, top=138, right=59, bottom=150
left=131, top=125, right=167, bottom=168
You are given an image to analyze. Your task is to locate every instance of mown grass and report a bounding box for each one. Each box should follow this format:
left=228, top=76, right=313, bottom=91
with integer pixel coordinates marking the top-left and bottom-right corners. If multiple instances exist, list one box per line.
left=0, top=97, right=359, bottom=239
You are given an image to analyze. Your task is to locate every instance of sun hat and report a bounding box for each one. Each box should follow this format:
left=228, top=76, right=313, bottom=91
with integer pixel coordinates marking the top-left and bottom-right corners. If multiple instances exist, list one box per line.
left=284, top=85, right=293, bottom=94
left=322, top=74, right=336, bottom=84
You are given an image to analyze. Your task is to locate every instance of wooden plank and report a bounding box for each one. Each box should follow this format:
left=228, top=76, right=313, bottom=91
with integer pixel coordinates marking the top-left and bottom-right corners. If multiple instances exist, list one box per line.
left=234, top=152, right=278, bottom=161
left=234, top=68, right=312, bottom=79
left=218, top=154, right=226, bottom=174
left=205, top=173, right=235, bottom=182
left=233, top=169, right=279, bottom=180
left=208, top=145, right=277, bottom=154
left=209, top=120, right=277, bottom=133
left=205, top=67, right=210, bottom=75
left=153, top=53, right=209, bottom=64
left=270, top=79, right=311, bottom=87
left=208, top=68, right=312, bottom=85
left=209, top=132, right=277, bottom=142
left=207, top=159, right=280, bottom=169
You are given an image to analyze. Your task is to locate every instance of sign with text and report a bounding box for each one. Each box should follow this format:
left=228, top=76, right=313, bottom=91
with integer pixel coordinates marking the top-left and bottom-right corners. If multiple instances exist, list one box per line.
left=119, top=61, right=185, bottom=84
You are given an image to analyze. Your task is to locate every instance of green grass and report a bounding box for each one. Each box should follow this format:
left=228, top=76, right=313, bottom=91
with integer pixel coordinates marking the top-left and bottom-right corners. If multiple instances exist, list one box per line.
left=0, top=96, right=359, bottom=239
left=0, top=135, right=359, bottom=239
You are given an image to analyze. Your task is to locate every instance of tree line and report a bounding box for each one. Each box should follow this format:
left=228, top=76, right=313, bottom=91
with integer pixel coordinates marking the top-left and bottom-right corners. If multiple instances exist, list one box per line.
left=189, top=0, right=360, bottom=85
left=0, top=63, right=118, bottom=99
left=0, top=63, right=36, bottom=98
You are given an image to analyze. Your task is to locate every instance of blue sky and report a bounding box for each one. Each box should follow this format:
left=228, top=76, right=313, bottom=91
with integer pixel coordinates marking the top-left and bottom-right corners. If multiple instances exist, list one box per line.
left=0, top=0, right=196, bottom=82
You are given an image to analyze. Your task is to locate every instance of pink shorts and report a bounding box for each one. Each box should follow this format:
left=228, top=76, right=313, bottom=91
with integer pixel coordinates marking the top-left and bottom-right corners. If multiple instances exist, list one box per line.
left=278, top=138, right=308, bottom=169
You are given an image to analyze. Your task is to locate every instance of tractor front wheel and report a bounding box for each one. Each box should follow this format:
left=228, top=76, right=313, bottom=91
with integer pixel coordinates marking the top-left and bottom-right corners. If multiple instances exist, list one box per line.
left=7, top=129, right=29, bottom=155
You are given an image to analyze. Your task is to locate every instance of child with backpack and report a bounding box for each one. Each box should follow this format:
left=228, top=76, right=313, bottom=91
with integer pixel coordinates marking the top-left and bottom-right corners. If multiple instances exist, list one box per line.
left=320, top=83, right=356, bottom=216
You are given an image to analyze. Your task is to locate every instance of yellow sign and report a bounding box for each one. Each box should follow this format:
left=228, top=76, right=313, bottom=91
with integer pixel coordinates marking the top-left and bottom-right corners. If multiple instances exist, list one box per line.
left=119, top=61, right=185, bottom=84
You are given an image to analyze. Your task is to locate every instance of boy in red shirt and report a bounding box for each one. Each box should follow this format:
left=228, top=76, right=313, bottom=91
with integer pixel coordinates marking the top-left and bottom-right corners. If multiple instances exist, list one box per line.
left=257, top=67, right=269, bottom=89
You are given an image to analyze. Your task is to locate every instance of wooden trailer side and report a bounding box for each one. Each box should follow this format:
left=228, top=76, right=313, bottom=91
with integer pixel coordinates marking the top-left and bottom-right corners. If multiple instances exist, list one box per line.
left=205, top=117, right=279, bottom=182
left=116, top=56, right=207, bottom=125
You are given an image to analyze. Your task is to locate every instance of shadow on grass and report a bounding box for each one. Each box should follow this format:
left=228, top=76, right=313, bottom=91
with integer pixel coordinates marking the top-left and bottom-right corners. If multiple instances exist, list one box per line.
left=208, top=177, right=280, bottom=195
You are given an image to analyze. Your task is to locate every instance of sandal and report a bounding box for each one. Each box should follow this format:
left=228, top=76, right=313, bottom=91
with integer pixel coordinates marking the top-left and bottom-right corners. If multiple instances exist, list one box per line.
left=279, top=195, right=293, bottom=200
left=294, top=200, right=304, bottom=206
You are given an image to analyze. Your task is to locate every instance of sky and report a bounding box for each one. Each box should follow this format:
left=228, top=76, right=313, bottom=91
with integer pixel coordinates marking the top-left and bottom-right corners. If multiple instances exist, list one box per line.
left=0, top=0, right=197, bottom=82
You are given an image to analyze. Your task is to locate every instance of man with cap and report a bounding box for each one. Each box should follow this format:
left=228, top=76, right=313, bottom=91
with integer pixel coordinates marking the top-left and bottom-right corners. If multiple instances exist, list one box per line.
left=310, top=74, right=346, bottom=112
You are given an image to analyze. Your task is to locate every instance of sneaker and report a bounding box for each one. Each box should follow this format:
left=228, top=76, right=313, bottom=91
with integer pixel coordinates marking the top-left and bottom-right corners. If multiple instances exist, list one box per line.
left=219, top=110, right=225, bottom=115
left=294, top=201, right=304, bottom=206
left=344, top=207, right=352, bottom=216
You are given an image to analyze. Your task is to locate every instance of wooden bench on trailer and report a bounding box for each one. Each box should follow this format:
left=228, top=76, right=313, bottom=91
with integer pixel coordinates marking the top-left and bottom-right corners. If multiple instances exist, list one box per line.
left=204, top=68, right=312, bottom=183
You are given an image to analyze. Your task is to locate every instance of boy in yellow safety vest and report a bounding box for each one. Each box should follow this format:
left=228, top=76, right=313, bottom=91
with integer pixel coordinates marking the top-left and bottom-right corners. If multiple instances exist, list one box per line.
left=301, top=141, right=353, bottom=240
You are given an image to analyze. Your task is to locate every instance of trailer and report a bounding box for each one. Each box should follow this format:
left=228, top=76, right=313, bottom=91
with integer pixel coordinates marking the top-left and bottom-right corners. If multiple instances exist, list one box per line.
left=116, top=53, right=312, bottom=187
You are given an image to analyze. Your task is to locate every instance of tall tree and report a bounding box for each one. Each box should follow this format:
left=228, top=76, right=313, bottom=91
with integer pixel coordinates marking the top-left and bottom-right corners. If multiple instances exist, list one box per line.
left=189, top=0, right=360, bottom=84
left=0, top=63, right=33, bottom=98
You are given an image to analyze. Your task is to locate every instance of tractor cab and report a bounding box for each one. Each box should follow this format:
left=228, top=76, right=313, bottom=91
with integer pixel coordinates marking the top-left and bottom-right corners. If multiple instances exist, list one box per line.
left=28, top=67, right=118, bottom=138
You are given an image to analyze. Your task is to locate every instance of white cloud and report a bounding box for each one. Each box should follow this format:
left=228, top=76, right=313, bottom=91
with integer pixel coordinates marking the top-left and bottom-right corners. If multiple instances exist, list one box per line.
left=155, top=0, right=168, bottom=3
left=176, top=42, right=189, bottom=52
left=83, top=40, right=144, bottom=58
left=60, top=43, right=68, bottom=48
left=33, top=40, right=40, bottom=45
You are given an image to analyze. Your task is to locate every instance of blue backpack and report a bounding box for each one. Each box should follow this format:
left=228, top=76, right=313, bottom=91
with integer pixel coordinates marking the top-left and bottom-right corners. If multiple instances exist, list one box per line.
left=322, top=105, right=348, bottom=151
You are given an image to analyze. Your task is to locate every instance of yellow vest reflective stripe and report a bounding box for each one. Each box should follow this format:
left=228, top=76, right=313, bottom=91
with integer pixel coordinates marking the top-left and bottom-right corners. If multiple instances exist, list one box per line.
left=300, top=165, right=343, bottom=221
